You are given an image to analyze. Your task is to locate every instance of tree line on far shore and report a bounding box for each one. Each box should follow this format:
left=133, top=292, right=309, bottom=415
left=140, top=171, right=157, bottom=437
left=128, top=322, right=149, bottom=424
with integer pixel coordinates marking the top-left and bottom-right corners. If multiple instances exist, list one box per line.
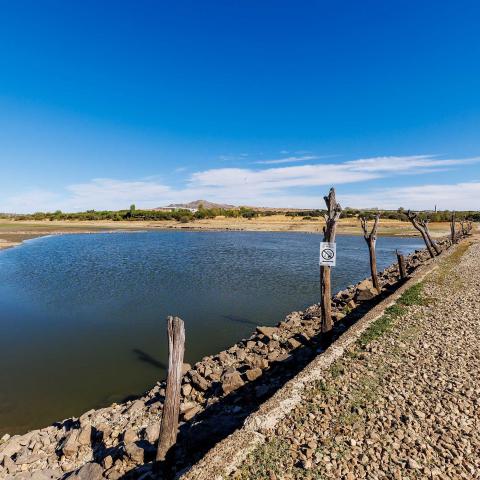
left=1, top=205, right=479, bottom=223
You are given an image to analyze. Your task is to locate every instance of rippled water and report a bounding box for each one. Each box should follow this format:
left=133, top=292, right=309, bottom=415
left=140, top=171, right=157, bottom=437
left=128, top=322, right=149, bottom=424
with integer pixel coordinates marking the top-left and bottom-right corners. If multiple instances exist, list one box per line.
left=0, top=231, right=424, bottom=434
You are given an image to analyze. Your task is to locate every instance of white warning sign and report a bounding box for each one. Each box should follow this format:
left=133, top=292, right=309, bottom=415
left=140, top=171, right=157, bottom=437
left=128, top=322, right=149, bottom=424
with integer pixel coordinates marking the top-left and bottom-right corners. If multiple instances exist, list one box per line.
left=320, top=242, right=336, bottom=267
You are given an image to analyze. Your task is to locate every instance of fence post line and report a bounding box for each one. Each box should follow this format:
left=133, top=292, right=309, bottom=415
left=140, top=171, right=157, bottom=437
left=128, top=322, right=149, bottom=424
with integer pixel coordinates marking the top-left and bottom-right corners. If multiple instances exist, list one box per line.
left=156, top=316, right=185, bottom=463
left=396, top=249, right=407, bottom=280
left=320, top=188, right=342, bottom=334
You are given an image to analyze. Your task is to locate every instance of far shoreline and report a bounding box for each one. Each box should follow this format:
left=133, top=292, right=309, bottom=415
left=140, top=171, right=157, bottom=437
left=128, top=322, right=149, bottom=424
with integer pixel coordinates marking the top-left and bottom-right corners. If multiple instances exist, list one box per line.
left=0, top=216, right=451, bottom=252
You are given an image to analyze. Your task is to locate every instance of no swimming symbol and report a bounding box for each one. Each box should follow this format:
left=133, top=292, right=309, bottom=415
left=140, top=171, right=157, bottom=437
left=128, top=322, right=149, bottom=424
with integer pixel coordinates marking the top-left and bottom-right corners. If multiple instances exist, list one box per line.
left=320, top=242, right=336, bottom=266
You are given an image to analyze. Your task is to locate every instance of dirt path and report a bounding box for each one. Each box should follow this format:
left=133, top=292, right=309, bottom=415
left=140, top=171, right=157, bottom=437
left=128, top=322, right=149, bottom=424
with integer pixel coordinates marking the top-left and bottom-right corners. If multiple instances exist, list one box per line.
left=235, top=238, right=480, bottom=479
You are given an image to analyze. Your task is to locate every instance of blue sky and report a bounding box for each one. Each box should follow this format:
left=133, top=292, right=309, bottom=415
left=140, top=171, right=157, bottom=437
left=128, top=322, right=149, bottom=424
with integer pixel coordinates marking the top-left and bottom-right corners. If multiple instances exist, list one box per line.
left=1, top=0, right=480, bottom=212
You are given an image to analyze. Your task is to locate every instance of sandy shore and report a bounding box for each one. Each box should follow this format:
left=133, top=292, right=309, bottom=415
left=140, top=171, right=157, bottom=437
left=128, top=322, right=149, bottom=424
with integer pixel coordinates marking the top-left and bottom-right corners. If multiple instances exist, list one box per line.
left=0, top=216, right=451, bottom=251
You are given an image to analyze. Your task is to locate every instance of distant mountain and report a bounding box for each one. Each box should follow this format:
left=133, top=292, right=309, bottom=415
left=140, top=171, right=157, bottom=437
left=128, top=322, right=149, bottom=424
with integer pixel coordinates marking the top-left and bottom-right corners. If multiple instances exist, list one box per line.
left=154, top=199, right=311, bottom=211
left=163, top=200, right=237, bottom=210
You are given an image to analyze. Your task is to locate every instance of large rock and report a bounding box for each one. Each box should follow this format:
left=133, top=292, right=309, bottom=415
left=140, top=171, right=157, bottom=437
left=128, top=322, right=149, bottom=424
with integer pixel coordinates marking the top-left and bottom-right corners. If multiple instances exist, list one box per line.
left=181, top=363, right=192, bottom=375
left=221, top=371, right=245, bottom=395
left=0, top=437, right=21, bottom=458
left=123, top=429, right=137, bottom=444
left=14, top=452, right=42, bottom=465
left=67, top=462, right=104, bottom=479
left=96, top=423, right=112, bottom=440
left=182, top=383, right=192, bottom=396
left=127, top=399, right=144, bottom=414
left=287, top=337, right=301, bottom=349
left=2, top=455, right=17, bottom=474
left=235, top=349, right=247, bottom=361
left=355, top=280, right=378, bottom=301
left=190, top=372, right=210, bottom=391
left=256, top=326, right=278, bottom=340
left=245, top=368, right=262, bottom=382
left=77, top=424, right=92, bottom=446
left=30, top=469, right=63, bottom=480
left=248, top=355, right=269, bottom=370
left=61, top=431, right=79, bottom=458
left=218, top=351, right=232, bottom=365
left=182, top=405, right=201, bottom=421
left=124, top=442, right=144, bottom=463
left=145, top=424, right=160, bottom=443
left=180, top=400, right=197, bottom=413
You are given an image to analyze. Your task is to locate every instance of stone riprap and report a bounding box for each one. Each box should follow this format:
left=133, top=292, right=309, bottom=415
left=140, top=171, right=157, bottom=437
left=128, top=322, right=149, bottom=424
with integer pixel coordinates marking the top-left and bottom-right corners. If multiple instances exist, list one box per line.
left=0, top=236, right=464, bottom=479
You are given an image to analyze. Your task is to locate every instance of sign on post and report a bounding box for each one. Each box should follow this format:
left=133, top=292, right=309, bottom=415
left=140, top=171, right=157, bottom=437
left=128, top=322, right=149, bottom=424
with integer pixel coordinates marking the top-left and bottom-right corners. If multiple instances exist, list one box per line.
left=320, top=242, right=336, bottom=267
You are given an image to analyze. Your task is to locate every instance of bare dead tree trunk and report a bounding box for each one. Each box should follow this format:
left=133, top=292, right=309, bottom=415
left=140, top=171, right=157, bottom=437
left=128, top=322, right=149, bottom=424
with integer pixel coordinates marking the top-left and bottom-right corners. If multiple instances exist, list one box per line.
left=406, top=210, right=436, bottom=258
left=320, top=188, right=342, bottom=333
left=396, top=249, right=407, bottom=280
left=460, top=220, right=470, bottom=236
left=421, top=219, right=441, bottom=255
left=450, top=213, right=456, bottom=244
left=156, top=316, right=185, bottom=463
left=360, top=214, right=380, bottom=292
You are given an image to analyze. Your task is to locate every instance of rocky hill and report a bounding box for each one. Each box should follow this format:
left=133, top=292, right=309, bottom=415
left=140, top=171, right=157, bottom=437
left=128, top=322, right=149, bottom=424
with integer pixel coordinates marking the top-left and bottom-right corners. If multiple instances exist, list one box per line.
left=165, top=200, right=237, bottom=210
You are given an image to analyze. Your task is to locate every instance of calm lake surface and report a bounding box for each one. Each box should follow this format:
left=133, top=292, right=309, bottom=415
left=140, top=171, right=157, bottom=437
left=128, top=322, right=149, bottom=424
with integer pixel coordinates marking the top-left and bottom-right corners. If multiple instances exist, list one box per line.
left=0, top=231, right=424, bottom=435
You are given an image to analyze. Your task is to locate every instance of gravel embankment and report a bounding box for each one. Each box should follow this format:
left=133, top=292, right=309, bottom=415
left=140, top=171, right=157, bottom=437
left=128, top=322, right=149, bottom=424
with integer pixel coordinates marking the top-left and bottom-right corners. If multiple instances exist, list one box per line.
left=235, top=239, right=480, bottom=479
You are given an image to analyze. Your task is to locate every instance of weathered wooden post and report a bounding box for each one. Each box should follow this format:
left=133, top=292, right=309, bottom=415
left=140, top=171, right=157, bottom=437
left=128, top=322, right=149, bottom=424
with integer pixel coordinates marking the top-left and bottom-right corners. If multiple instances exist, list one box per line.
left=360, top=214, right=380, bottom=292
left=406, top=211, right=436, bottom=258
left=156, top=316, right=185, bottom=463
left=320, top=188, right=342, bottom=333
left=396, top=249, right=407, bottom=280
left=450, top=213, right=456, bottom=244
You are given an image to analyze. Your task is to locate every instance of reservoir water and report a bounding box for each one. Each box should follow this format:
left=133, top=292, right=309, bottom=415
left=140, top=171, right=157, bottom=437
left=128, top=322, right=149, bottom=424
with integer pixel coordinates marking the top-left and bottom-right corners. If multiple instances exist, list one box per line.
left=0, top=231, right=424, bottom=435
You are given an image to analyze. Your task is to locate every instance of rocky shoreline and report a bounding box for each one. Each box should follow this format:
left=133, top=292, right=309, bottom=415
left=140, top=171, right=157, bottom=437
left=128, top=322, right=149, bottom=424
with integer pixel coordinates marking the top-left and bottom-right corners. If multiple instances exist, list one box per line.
left=0, top=236, right=459, bottom=479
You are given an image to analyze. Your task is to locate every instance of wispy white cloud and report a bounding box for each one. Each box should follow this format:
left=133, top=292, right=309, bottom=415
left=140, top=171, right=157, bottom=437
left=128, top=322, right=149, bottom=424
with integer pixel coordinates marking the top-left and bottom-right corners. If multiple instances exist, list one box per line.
left=192, top=155, right=478, bottom=192
left=254, top=155, right=320, bottom=165
left=345, top=155, right=480, bottom=173
left=1, top=155, right=479, bottom=212
left=254, top=154, right=340, bottom=165
left=66, top=178, right=172, bottom=209
left=341, top=182, right=480, bottom=210
left=190, top=164, right=377, bottom=190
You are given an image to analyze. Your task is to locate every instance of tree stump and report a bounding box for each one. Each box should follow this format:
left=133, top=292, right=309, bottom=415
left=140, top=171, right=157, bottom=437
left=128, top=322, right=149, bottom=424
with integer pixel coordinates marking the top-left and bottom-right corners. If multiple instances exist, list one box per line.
left=396, top=249, right=407, bottom=280
left=156, top=316, right=185, bottom=463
